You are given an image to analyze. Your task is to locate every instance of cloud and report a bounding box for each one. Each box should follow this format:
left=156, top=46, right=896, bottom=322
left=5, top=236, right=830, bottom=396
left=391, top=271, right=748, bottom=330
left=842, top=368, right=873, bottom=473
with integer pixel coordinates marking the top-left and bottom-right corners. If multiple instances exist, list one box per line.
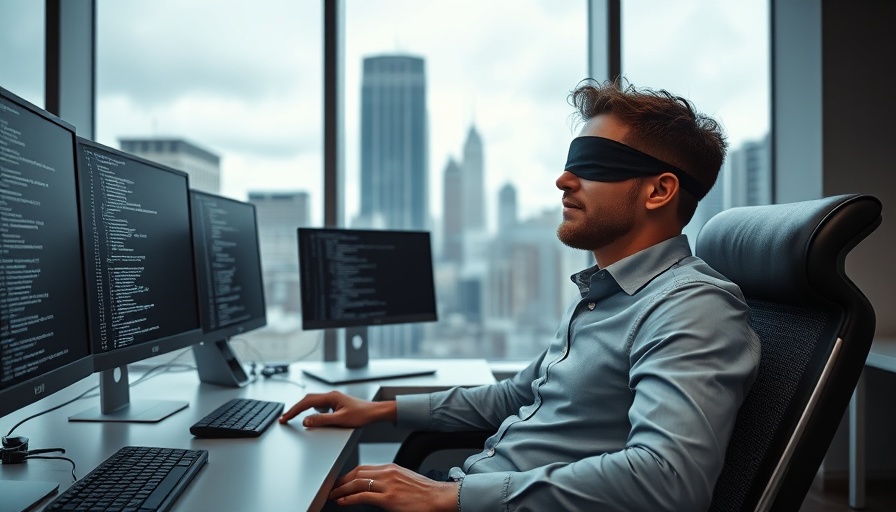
left=96, top=0, right=320, bottom=107
left=2, top=0, right=770, bottom=228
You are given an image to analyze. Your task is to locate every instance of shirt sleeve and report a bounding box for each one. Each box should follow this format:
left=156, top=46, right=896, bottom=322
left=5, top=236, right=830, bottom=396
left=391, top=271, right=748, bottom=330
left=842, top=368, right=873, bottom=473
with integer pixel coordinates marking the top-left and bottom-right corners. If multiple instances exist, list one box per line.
left=454, top=279, right=760, bottom=512
left=396, top=350, right=547, bottom=431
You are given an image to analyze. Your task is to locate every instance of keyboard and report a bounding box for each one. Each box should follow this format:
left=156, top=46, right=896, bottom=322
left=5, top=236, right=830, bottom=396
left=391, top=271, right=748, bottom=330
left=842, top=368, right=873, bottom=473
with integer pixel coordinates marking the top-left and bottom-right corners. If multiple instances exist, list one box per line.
left=189, top=398, right=285, bottom=438
left=45, top=446, right=207, bottom=512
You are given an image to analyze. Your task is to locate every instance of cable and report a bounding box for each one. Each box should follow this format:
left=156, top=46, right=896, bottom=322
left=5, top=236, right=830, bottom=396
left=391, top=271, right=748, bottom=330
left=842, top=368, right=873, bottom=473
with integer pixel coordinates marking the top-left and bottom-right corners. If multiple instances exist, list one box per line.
left=5, top=348, right=195, bottom=436
left=5, top=384, right=99, bottom=437
left=265, top=375, right=306, bottom=389
left=24, top=455, right=77, bottom=481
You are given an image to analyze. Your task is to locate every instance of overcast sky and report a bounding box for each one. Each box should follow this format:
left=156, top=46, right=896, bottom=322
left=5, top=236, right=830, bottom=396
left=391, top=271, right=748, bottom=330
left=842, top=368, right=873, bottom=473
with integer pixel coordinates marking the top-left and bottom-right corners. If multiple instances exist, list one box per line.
left=0, top=0, right=768, bottom=229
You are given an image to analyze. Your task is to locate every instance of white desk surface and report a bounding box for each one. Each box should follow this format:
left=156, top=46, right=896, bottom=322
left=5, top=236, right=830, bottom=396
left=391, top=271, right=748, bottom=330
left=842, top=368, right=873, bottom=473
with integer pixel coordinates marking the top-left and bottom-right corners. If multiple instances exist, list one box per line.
left=0, top=358, right=496, bottom=512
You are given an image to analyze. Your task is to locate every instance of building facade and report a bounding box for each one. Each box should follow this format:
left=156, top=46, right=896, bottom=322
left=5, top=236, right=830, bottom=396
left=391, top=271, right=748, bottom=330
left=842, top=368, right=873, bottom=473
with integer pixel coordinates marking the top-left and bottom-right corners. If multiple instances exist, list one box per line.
left=358, top=55, right=429, bottom=231
left=119, top=138, right=221, bottom=194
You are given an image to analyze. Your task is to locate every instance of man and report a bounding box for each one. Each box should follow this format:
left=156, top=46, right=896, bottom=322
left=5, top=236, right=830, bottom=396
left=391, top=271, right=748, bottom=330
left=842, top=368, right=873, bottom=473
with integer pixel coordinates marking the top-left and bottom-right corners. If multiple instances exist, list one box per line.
left=280, top=79, right=761, bottom=512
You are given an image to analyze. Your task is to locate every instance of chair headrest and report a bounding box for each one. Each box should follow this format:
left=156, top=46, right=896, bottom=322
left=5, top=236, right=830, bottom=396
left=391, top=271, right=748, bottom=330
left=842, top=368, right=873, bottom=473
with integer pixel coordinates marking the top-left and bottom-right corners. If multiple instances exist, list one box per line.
left=695, top=194, right=882, bottom=304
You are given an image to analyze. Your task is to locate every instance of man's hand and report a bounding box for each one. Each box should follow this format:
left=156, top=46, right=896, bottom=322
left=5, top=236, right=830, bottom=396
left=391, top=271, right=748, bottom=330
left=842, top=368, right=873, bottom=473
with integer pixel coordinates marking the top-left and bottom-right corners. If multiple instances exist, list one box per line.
left=279, top=390, right=396, bottom=428
left=330, top=463, right=459, bottom=512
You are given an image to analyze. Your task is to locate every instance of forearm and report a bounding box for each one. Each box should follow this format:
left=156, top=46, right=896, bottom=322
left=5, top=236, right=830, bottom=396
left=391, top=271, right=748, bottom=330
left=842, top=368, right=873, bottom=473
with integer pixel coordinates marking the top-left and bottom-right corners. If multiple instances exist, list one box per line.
left=397, top=354, right=545, bottom=431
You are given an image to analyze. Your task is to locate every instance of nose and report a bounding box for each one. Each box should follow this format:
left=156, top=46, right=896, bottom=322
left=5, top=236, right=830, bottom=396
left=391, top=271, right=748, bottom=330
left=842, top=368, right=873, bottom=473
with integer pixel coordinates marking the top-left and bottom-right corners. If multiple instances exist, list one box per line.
left=556, top=171, right=579, bottom=191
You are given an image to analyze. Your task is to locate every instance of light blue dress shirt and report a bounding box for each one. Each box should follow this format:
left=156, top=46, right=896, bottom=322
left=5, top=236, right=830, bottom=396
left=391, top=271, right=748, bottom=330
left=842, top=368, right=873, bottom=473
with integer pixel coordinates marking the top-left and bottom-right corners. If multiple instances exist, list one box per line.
left=397, top=235, right=761, bottom=512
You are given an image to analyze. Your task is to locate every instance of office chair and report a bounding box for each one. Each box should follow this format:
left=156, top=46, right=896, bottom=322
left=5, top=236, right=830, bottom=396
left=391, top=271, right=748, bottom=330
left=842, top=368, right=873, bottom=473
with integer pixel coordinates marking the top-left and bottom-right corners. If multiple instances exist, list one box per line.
left=392, top=193, right=882, bottom=512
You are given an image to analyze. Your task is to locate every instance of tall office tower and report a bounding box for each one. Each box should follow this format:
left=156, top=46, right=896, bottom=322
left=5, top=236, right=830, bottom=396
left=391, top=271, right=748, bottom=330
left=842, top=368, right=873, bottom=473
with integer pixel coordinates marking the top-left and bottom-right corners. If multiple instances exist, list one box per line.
left=726, top=134, right=772, bottom=208
left=442, top=157, right=463, bottom=262
left=359, top=55, right=429, bottom=231
left=359, top=55, right=429, bottom=357
left=498, top=182, right=518, bottom=231
left=247, top=191, right=309, bottom=314
left=119, top=138, right=221, bottom=194
left=461, top=125, right=485, bottom=231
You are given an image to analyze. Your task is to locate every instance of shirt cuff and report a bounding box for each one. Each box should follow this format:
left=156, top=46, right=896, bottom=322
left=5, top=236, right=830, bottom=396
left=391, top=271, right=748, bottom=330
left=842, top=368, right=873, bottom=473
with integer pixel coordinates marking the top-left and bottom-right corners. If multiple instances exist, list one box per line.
left=457, top=472, right=511, bottom=512
left=395, top=393, right=432, bottom=429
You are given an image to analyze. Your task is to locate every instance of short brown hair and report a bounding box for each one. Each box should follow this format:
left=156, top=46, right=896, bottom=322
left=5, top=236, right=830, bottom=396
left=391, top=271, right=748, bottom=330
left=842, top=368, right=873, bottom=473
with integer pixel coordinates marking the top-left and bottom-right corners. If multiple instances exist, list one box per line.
left=568, top=78, right=727, bottom=225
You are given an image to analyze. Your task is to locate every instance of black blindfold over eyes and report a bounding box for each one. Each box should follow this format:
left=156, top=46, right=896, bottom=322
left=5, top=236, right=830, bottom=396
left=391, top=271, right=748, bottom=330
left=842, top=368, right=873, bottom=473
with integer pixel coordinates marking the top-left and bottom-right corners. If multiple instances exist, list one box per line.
left=564, top=136, right=707, bottom=200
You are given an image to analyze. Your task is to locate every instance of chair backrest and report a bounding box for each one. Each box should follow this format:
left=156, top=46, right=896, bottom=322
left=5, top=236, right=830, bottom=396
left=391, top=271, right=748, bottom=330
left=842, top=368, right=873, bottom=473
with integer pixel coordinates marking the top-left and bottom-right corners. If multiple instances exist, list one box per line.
left=696, top=194, right=882, bottom=512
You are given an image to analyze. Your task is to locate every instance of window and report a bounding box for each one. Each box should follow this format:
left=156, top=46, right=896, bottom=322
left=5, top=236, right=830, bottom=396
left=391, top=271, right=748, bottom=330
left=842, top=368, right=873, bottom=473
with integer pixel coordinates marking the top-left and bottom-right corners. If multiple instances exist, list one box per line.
left=621, top=0, right=771, bottom=243
left=343, top=0, right=590, bottom=361
left=0, top=1, right=45, bottom=108
left=96, top=0, right=323, bottom=363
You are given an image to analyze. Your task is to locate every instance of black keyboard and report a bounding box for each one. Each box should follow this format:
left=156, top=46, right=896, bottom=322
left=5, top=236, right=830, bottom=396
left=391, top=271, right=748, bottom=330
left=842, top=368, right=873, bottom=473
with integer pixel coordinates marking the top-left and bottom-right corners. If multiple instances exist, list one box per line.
left=45, top=446, right=207, bottom=512
left=189, top=398, right=285, bottom=438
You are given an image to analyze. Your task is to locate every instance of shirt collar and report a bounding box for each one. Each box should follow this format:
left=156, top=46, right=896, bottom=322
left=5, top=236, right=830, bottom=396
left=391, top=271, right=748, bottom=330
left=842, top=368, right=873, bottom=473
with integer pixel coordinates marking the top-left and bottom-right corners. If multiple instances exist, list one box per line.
left=571, top=235, right=693, bottom=298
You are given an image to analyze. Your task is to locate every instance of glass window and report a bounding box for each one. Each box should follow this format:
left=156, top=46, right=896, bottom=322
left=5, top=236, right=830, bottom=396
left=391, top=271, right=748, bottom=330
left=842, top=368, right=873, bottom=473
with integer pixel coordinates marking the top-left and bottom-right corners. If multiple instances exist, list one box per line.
left=621, top=0, right=771, bottom=243
left=96, top=0, right=323, bottom=363
left=344, top=0, right=589, bottom=361
left=0, top=1, right=45, bottom=108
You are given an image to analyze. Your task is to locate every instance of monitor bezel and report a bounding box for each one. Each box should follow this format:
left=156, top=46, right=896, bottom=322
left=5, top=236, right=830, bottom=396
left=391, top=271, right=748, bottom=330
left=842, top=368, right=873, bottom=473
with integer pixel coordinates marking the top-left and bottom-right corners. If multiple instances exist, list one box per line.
left=189, top=189, right=268, bottom=342
left=0, top=86, right=93, bottom=419
left=74, top=137, right=203, bottom=373
left=297, top=227, right=438, bottom=331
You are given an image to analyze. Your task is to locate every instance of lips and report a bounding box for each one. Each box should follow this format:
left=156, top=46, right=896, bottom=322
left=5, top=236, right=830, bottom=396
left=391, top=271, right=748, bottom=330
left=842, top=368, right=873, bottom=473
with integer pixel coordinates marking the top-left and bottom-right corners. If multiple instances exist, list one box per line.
left=562, top=195, right=582, bottom=209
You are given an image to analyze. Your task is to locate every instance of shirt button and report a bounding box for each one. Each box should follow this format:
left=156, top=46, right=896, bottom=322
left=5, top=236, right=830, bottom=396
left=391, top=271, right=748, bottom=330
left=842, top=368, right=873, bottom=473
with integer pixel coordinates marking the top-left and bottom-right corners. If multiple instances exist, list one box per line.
left=487, top=448, right=495, bottom=457
left=587, top=303, right=596, bottom=310
left=598, top=272, right=605, bottom=279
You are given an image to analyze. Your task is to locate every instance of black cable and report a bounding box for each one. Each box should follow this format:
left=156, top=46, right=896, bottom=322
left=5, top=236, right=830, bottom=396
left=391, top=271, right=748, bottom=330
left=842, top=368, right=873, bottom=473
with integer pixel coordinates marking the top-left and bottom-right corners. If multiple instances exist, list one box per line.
left=24, top=455, right=77, bottom=481
left=5, top=348, right=194, bottom=436
left=5, top=384, right=99, bottom=437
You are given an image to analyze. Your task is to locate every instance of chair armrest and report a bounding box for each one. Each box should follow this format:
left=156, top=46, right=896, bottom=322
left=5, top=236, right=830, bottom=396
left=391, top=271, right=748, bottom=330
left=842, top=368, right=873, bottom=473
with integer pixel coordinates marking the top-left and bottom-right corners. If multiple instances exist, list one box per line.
left=393, top=430, right=494, bottom=471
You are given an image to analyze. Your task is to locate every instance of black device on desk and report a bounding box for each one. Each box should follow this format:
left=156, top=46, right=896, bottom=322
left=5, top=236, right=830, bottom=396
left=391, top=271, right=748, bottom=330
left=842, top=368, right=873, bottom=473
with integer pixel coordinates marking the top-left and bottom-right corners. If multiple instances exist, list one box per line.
left=42, top=446, right=208, bottom=512
left=188, top=191, right=267, bottom=388
left=297, top=228, right=438, bottom=384
left=68, top=138, right=204, bottom=423
left=190, top=398, right=284, bottom=438
left=0, top=85, right=95, bottom=511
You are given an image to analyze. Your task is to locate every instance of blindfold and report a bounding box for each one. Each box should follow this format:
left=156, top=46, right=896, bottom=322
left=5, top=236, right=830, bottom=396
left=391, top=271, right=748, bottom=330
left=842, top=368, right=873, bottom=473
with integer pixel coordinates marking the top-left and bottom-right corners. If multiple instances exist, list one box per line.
left=564, top=136, right=707, bottom=200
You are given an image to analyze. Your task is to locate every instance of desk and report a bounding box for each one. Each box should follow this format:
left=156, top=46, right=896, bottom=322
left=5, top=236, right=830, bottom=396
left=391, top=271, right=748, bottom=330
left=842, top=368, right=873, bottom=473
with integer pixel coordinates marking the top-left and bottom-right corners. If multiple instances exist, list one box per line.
left=850, top=339, right=896, bottom=509
left=0, top=359, right=496, bottom=512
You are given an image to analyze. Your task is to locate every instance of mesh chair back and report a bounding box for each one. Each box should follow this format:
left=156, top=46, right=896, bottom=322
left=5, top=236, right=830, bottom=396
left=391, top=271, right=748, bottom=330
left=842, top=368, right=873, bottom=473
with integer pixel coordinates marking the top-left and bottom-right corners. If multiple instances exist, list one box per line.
left=697, top=194, right=881, bottom=512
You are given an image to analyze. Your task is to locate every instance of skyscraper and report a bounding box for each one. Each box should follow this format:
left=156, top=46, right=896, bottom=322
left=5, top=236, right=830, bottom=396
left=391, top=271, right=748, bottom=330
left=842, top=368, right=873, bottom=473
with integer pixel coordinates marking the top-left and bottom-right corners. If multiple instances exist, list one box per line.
left=461, top=125, right=485, bottom=231
left=727, top=134, right=772, bottom=208
left=119, top=137, right=221, bottom=194
left=498, top=182, right=518, bottom=231
left=359, top=55, right=429, bottom=230
left=358, top=55, right=429, bottom=357
left=442, top=157, right=463, bottom=262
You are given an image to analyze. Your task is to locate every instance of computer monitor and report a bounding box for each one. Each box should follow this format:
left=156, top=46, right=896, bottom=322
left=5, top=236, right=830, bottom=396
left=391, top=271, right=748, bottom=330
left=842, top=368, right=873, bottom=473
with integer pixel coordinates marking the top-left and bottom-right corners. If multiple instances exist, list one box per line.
left=297, top=227, right=438, bottom=384
left=189, top=190, right=266, bottom=387
left=0, top=86, right=92, bottom=509
left=69, top=138, right=202, bottom=422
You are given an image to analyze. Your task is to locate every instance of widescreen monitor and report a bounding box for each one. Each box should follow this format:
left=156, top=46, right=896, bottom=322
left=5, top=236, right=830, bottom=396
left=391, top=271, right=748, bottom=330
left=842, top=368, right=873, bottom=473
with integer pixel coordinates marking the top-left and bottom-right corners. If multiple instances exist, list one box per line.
left=189, top=190, right=266, bottom=387
left=0, top=86, right=93, bottom=509
left=69, top=138, right=202, bottom=422
left=297, top=227, right=437, bottom=384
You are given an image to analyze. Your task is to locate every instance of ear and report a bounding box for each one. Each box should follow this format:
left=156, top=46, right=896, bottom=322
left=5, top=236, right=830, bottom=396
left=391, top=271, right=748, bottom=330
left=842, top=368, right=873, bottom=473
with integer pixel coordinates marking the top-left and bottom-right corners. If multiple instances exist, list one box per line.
left=644, top=173, right=679, bottom=211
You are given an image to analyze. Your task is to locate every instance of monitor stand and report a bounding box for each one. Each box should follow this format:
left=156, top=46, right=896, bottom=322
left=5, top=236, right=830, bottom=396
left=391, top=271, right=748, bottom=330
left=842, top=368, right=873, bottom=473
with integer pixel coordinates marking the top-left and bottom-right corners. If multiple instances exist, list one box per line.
left=301, top=326, right=436, bottom=385
left=192, top=339, right=250, bottom=387
left=68, top=366, right=188, bottom=423
left=0, top=480, right=58, bottom=512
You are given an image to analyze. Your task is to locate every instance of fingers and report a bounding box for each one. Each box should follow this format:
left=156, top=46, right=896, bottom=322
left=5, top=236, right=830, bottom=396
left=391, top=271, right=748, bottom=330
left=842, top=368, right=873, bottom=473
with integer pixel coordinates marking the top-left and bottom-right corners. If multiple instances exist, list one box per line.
left=279, top=391, right=340, bottom=423
left=330, top=476, right=378, bottom=501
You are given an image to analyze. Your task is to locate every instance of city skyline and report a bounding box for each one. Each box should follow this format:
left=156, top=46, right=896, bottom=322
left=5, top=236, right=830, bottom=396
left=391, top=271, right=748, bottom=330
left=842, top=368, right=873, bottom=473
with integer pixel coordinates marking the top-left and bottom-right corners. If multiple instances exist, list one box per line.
left=0, top=0, right=769, bottom=231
